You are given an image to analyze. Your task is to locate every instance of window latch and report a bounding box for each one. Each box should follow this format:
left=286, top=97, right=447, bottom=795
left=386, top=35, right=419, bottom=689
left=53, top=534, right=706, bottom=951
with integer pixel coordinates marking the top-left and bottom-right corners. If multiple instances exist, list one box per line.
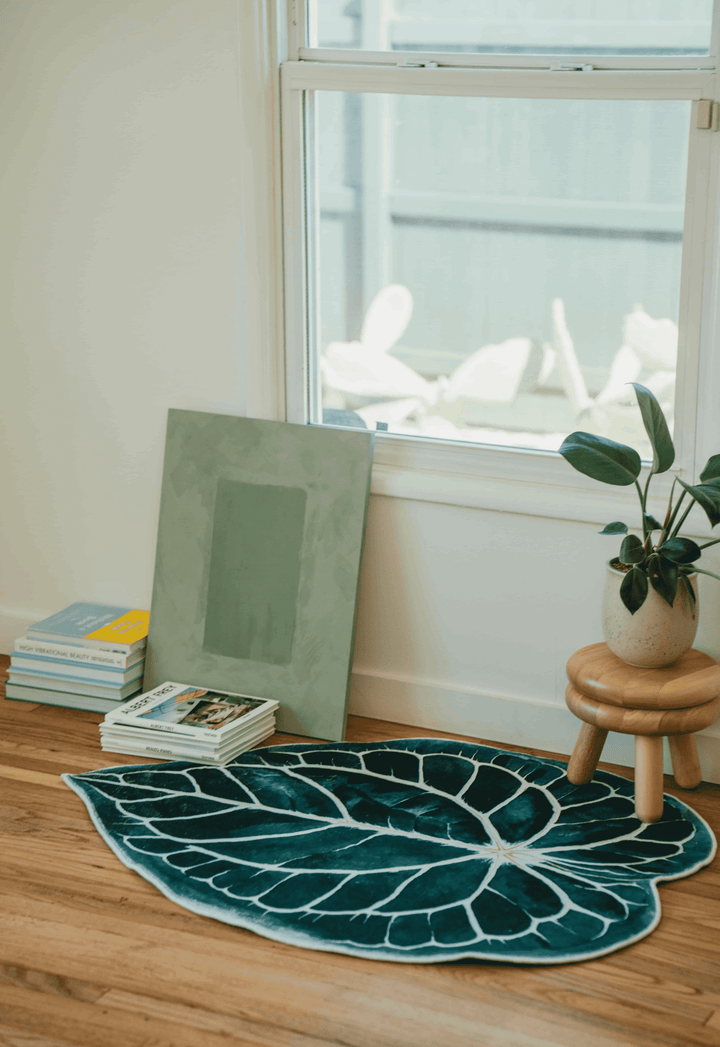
left=397, top=58, right=438, bottom=69
left=549, top=62, right=594, bottom=72
left=697, top=99, right=720, bottom=130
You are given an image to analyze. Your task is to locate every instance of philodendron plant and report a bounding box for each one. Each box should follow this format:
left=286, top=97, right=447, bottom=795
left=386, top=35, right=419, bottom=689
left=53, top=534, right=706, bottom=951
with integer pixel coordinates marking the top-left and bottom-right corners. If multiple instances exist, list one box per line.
left=559, top=383, right=720, bottom=614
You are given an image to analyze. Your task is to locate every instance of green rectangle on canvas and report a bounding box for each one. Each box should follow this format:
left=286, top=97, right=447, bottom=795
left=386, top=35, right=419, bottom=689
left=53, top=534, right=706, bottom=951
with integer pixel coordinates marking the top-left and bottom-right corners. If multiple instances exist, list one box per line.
left=145, top=411, right=374, bottom=741
left=203, top=480, right=307, bottom=665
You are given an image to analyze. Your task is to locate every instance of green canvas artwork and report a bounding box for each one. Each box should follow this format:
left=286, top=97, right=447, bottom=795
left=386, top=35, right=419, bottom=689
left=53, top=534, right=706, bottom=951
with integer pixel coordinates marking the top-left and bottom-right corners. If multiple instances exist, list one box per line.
left=203, top=479, right=307, bottom=665
left=144, top=411, right=375, bottom=741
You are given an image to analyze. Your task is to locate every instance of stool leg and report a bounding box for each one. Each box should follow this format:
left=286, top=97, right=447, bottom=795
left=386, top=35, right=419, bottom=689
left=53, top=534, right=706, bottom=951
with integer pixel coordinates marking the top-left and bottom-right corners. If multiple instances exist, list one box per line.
left=567, top=723, right=608, bottom=785
left=634, top=736, right=665, bottom=823
left=668, top=734, right=702, bottom=790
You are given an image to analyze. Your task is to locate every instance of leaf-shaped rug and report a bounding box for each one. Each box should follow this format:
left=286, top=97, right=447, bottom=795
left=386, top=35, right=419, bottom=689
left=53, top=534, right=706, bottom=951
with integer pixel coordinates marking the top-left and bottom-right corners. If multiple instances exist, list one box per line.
left=63, top=739, right=716, bottom=965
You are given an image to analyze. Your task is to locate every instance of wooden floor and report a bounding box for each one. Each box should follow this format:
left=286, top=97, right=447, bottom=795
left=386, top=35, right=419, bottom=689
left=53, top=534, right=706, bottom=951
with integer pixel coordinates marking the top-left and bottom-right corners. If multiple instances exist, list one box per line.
left=1, top=654, right=719, bottom=1047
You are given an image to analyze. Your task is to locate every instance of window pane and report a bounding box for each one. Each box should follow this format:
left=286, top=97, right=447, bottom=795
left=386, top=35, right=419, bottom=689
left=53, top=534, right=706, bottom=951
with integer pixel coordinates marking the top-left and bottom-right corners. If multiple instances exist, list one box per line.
left=314, top=93, right=689, bottom=458
left=312, top=1, right=713, bottom=56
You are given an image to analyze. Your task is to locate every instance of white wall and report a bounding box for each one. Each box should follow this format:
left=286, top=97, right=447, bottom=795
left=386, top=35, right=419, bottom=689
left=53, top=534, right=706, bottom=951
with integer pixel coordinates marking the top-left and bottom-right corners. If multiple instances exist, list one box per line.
left=0, top=0, right=249, bottom=619
left=350, top=495, right=720, bottom=780
left=2, top=0, right=719, bottom=780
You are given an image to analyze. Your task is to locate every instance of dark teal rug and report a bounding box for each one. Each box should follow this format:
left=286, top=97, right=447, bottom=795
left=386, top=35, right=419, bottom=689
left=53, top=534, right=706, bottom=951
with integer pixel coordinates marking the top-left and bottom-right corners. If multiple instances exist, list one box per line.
left=63, top=738, right=716, bottom=965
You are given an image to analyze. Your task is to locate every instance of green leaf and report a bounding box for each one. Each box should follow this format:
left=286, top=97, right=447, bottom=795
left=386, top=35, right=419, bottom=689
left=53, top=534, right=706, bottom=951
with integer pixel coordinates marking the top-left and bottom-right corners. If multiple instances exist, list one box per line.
left=658, top=537, right=702, bottom=564
left=699, top=454, right=720, bottom=482
left=630, top=383, right=675, bottom=474
left=680, top=574, right=697, bottom=606
left=644, top=514, right=663, bottom=532
left=620, top=566, right=649, bottom=614
left=648, top=553, right=678, bottom=608
left=599, top=521, right=628, bottom=535
left=559, top=432, right=642, bottom=487
left=677, top=478, right=720, bottom=529
left=619, top=534, right=645, bottom=564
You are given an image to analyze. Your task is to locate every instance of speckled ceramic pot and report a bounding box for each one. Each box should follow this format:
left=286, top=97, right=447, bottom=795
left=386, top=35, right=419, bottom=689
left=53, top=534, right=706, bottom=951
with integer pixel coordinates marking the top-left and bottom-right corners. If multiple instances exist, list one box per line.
left=601, top=561, right=699, bottom=668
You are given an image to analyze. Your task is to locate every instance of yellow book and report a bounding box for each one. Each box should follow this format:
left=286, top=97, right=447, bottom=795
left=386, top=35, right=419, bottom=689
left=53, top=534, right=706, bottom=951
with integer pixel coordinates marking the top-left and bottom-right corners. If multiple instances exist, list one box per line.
left=86, top=610, right=150, bottom=646
left=28, top=603, right=150, bottom=653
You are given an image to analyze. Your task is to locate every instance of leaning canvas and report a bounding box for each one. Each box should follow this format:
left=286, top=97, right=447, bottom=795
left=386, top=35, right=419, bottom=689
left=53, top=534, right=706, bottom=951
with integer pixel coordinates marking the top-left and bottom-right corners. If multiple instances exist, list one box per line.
left=144, top=410, right=375, bottom=741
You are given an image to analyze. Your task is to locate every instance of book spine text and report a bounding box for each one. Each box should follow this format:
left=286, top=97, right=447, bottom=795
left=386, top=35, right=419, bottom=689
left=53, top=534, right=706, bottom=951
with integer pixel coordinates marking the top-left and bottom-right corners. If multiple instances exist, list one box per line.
left=15, top=639, right=134, bottom=668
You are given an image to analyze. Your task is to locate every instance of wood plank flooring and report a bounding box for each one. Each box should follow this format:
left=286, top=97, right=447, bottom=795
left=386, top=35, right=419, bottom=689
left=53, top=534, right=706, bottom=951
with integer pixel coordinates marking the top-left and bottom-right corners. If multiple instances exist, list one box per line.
left=1, top=653, right=719, bottom=1047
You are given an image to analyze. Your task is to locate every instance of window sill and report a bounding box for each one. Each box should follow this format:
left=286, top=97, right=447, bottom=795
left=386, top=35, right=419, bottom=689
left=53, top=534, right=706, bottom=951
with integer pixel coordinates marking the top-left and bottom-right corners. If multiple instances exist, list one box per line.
left=368, top=431, right=712, bottom=534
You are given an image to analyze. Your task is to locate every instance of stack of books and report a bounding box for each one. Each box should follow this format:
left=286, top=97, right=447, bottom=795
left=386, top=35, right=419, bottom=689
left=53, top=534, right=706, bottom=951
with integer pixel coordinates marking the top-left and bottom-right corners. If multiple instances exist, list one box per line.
left=7, top=602, right=150, bottom=713
left=100, top=681, right=279, bottom=764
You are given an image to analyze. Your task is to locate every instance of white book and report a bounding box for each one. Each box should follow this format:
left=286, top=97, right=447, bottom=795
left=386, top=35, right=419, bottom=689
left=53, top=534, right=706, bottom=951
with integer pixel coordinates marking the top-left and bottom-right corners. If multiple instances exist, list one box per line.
left=101, top=719, right=277, bottom=759
left=100, top=724, right=275, bottom=764
left=103, top=681, right=279, bottom=741
left=14, top=637, right=144, bottom=670
left=10, top=654, right=143, bottom=685
left=100, top=712, right=276, bottom=754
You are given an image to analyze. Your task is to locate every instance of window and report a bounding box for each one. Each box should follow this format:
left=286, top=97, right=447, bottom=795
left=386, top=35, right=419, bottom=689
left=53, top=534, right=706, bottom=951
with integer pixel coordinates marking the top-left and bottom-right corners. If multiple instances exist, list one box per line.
left=278, top=2, right=720, bottom=521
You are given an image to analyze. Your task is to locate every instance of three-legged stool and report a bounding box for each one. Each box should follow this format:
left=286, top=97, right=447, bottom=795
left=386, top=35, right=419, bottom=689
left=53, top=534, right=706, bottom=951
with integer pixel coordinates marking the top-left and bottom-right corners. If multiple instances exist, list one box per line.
left=565, top=643, right=720, bottom=823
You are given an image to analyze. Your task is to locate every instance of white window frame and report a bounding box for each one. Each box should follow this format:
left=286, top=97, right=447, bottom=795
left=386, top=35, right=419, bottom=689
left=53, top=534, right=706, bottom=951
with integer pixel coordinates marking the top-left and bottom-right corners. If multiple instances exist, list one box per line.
left=269, top=0, right=720, bottom=534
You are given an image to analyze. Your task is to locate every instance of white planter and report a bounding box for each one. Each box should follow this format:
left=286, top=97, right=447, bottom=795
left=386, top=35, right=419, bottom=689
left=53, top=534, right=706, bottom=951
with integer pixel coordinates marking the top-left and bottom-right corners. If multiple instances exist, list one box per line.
left=601, top=561, right=699, bottom=668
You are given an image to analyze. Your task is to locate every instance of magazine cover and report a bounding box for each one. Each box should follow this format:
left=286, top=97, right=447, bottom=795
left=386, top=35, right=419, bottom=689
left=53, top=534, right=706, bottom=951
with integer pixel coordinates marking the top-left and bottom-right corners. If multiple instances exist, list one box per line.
left=104, top=681, right=278, bottom=739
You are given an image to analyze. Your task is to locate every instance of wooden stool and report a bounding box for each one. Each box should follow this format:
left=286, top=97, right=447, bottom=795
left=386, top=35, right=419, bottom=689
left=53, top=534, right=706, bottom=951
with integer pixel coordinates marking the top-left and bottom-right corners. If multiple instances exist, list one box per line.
left=565, top=643, right=720, bottom=823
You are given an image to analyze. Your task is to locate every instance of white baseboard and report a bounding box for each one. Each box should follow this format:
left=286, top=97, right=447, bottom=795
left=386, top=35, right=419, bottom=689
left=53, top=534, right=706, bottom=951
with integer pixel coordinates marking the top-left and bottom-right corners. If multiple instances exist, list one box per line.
left=3, top=602, right=717, bottom=785
left=349, top=667, right=720, bottom=785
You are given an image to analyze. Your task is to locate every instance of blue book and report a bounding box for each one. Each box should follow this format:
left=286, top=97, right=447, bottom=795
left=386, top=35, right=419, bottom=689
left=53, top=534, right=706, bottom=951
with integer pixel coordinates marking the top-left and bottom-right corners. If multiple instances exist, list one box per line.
left=10, top=653, right=143, bottom=684
left=5, top=682, right=140, bottom=712
left=9, top=664, right=142, bottom=688
left=27, top=602, right=149, bottom=652
left=7, top=670, right=143, bottom=700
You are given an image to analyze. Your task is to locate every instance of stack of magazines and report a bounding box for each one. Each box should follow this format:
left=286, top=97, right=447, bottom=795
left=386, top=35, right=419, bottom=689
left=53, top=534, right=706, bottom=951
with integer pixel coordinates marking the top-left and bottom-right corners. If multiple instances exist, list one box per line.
left=7, top=602, right=149, bottom=712
left=100, top=681, right=279, bottom=764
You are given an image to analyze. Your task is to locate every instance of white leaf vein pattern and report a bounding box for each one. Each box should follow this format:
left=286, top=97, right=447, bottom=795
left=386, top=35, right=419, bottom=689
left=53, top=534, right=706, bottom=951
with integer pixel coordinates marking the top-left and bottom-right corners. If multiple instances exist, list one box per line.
left=66, top=739, right=715, bottom=964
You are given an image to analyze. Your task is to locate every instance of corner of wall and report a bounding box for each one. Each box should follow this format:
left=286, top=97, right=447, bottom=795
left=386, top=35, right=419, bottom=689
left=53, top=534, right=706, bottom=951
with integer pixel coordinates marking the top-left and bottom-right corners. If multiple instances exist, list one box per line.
left=0, top=609, right=42, bottom=654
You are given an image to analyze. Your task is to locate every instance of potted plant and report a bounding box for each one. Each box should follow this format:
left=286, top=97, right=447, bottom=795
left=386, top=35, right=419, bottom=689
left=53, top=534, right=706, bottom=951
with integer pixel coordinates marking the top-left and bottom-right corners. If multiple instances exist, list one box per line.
left=559, top=383, right=720, bottom=667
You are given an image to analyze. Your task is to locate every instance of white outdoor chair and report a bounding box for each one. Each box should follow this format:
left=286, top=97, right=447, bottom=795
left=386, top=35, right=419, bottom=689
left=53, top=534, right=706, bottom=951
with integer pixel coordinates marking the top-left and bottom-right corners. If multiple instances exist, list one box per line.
left=440, top=338, right=553, bottom=406
left=322, top=283, right=557, bottom=431
left=320, top=285, right=433, bottom=408
left=551, top=298, right=677, bottom=441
